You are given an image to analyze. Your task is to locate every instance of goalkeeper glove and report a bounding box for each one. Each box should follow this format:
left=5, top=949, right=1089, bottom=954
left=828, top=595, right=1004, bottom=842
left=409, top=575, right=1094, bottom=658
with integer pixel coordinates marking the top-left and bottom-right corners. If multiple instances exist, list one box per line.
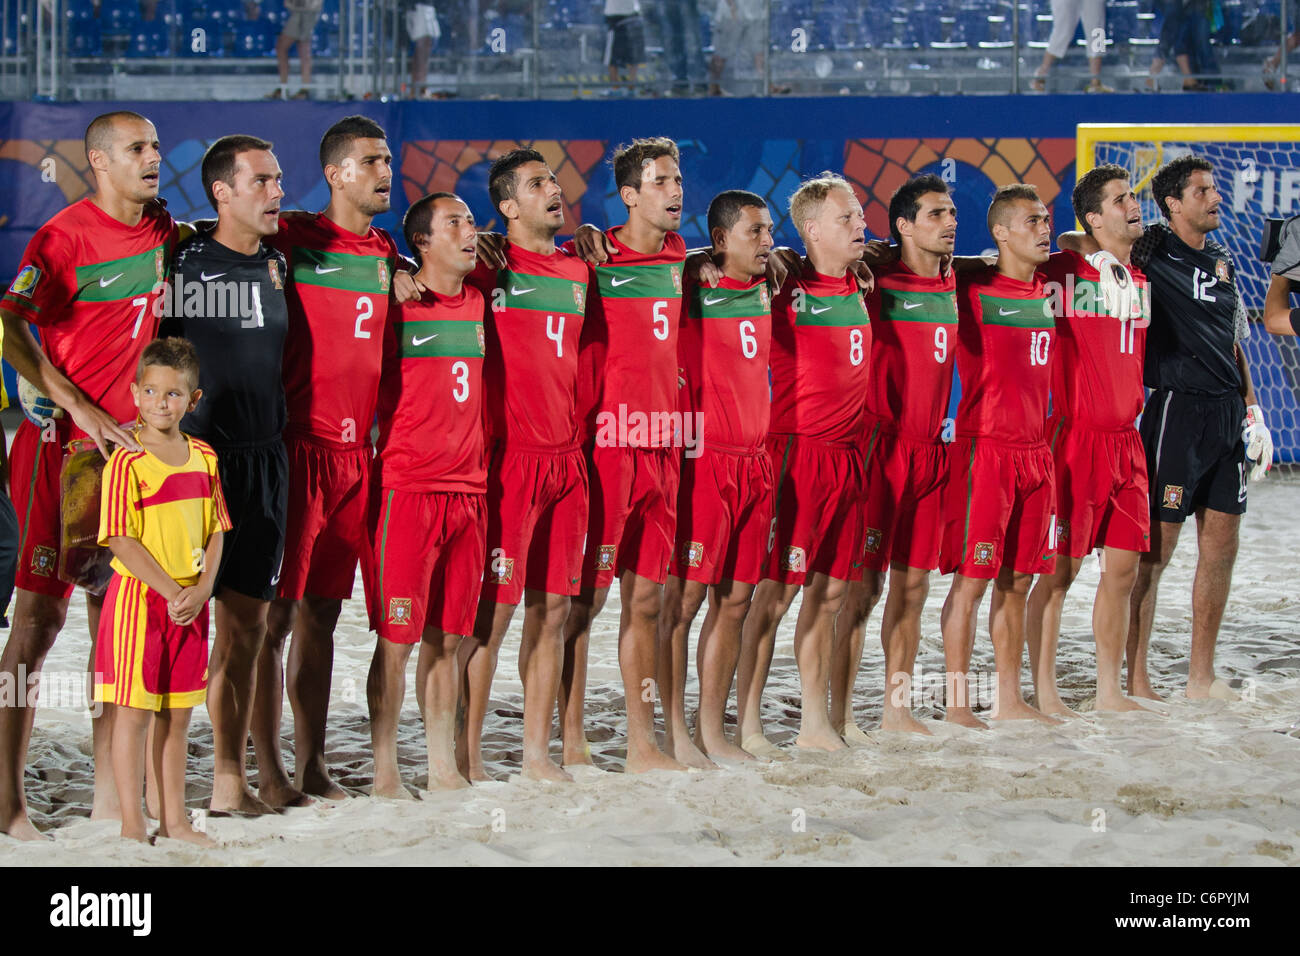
left=1242, top=404, right=1273, bottom=481
left=1085, top=250, right=1142, bottom=320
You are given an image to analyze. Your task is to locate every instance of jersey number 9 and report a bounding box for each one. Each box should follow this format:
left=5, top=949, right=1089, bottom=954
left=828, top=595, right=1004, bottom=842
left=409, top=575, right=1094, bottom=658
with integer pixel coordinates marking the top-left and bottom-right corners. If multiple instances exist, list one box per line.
left=933, top=326, right=947, bottom=364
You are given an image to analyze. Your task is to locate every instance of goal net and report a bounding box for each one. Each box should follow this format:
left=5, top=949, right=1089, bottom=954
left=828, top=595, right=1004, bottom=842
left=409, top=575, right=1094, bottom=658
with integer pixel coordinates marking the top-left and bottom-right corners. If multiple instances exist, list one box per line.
left=1077, top=124, right=1300, bottom=464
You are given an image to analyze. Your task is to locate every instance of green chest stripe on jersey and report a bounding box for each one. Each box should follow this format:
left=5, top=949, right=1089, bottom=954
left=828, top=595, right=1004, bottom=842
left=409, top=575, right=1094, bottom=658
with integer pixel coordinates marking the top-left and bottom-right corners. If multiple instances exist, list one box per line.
left=881, top=288, right=957, bottom=324
left=499, top=270, right=585, bottom=315
left=292, top=247, right=389, bottom=293
left=397, top=318, right=485, bottom=359
left=597, top=262, right=681, bottom=299
left=979, top=293, right=1054, bottom=328
left=75, top=242, right=167, bottom=303
left=690, top=285, right=768, bottom=320
left=794, top=292, right=869, bottom=328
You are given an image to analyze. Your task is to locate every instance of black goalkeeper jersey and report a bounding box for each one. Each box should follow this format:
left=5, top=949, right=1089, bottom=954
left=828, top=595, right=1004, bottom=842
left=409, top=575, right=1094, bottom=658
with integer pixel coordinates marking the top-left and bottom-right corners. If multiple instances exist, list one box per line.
left=162, top=233, right=290, bottom=445
left=1132, top=221, right=1244, bottom=398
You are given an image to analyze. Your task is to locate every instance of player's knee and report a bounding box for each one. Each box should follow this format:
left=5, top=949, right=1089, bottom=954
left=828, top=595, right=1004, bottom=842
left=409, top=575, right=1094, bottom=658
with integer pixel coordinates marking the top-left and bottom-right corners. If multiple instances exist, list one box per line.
left=7, top=598, right=67, bottom=661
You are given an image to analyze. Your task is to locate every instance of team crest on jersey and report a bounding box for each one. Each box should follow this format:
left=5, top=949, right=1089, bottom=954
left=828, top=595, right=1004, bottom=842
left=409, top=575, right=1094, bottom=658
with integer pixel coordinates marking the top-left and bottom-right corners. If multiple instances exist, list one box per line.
left=490, top=557, right=514, bottom=584
left=759, top=285, right=770, bottom=310
left=864, top=528, right=883, bottom=554
left=30, top=546, right=56, bottom=577
left=1056, top=519, right=1069, bottom=543
left=782, top=546, right=807, bottom=573
left=973, top=541, right=995, bottom=566
left=1162, top=484, right=1185, bottom=509
left=8, top=264, right=40, bottom=298
left=1215, top=259, right=1229, bottom=282
left=476, top=322, right=486, bottom=355
left=595, top=545, right=617, bottom=571
left=670, top=265, right=682, bottom=293
left=682, top=541, right=704, bottom=568
left=155, top=247, right=166, bottom=281
left=388, top=597, right=412, bottom=625
left=268, top=260, right=283, bottom=289
left=377, top=261, right=390, bottom=292
left=572, top=283, right=585, bottom=311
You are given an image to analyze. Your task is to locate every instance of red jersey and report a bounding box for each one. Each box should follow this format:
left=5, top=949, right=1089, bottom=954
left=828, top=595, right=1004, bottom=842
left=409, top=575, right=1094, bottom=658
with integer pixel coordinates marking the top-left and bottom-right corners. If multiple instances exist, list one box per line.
left=2, top=199, right=177, bottom=430
left=954, top=266, right=1054, bottom=444
left=467, top=243, right=589, bottom=449
left=769, top=265, right=871, bottom=444
left=374, top=285, right=486, bottom=494
left=565, top=227, right=686, bottom=447
left=269, top=212, right=399, bottom=448
left=863, top=260, right=958, bottom=441
left=1039, top=250, right=1149, bottom=430
left=680, top=275, right=772, bottom=452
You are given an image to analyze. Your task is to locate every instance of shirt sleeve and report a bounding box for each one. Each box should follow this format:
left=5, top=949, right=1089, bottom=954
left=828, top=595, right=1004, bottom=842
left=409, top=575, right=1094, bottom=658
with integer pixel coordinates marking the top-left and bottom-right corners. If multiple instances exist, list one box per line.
left=2, top=226, right=78, bottom=327
left=1130, top=222, right=1165, bottom=271
left=98, top=450, right=142, bottom=544
left=207, top=453, right=233, bottom=537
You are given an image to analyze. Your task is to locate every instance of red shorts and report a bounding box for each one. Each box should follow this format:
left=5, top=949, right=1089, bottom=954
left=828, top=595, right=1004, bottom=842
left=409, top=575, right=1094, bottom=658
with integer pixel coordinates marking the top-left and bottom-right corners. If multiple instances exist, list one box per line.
left=582, top=442, right=681, bottom=589
left=364, top=487, right=487, bottom=641
left=9, top=418, right=74, bottom=599
left=279, top=437, right=371, bottom=602
left=93, top=574, right=208, bottom=711
left=861, top=424, right=949, bottom=573
left=763, top=434, right=865, bottom=585
left=669, top=445, right=773, bottom=586
left=941, top=438, right=1057, bottom=578
left=1048, top=418, right=1150, bottom=557
left=480, top=444, right=588, bottom=605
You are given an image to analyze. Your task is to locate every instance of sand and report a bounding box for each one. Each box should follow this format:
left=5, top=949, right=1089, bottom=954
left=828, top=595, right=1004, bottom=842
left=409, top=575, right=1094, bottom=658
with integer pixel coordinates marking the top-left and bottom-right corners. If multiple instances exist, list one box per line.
left=3, top=477, right=1299, bottom=866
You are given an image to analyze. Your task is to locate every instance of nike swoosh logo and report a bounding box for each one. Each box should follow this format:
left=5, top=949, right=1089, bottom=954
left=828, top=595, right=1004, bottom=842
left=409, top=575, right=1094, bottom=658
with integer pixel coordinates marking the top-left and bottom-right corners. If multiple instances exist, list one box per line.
left=810, top=305, right=831, bottom=314
left=199, top=272, right=226, bottom=281
left=998, top=308, right=1020, bottom=316
left=510, top=285, right=535, bottom=295
left=99, top=274, right=124, bottom=287
left=702, top=294, right=727, bottom=306
left=412, top=333, right=439, bottom=346
left=902, top=301, right=922, bottom=310
left=609, top=275, right=636, bottom=287
left=1167, top=254, right=1183, bottom=261
left=315, top=265, right=342, bottom=274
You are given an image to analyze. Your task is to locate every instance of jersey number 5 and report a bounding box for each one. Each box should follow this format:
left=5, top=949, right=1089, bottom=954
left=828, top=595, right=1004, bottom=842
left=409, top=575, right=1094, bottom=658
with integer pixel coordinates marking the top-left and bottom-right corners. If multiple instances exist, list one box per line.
left=652, top=300, right=670, bottom=341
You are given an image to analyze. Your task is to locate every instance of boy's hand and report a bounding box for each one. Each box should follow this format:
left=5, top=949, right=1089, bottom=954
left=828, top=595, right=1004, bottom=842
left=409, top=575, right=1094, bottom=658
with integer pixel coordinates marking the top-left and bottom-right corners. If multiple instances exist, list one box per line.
left=169, top=586, right=209, bottom=626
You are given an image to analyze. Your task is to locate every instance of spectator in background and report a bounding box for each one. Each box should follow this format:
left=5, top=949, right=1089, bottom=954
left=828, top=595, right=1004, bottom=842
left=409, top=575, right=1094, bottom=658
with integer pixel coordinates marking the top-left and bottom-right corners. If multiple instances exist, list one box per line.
left=605, top=0, right=646, bottom=92
left=708, top=0, right=763, bottom=96
left=1262, top=1, right=1298, bottom=89
left=269, top=0, right=323, bottom=100
left=659, top=0, right=707, bottom=95
left=1031, top=0, right=1112, bottom=92
left=407, top=2, right=442, bottom=98
left=1147, top=0, right=1218, bottom=91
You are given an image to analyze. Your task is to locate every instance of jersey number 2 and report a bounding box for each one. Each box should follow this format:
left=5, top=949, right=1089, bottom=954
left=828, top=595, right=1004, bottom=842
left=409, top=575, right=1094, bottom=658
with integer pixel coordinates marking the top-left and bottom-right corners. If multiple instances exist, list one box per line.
left=354, top=296, right=373, bottom=338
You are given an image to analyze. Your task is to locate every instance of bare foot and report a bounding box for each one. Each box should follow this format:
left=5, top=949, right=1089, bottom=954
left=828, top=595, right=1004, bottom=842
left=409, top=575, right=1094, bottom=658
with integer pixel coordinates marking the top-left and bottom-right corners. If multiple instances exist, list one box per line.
left=1127, top=679, right=1164, bottom=701
left=257, top=781, right=314, bottom=809
left=739, top=733, right=789, bottom=759
left=1188, top=677, right=1238, bottom=700
left=210, top=784, right=276, bottom=816
left=90, top=798, right=123, bottom=822
left=944, top=707, right=989, bottom=730
left=465, top=764, right=494, bottom=783
left=696, top=734, right=755, bottom=762
left=427, top=764, right=471, bottom=790
left=1, top=811, right=47, bottom=842
left=836, top=724, right=874, bottom=747
left=795, top=728, right=847, bottom=752
left=1036, top=699, right=1080, bottom=718
left=561, top=739, right=596, bottom=767
left=297, top=767, right=348, bottom=801
left=665, top=735, right=717, bottom=770
left=880, top=710, right=934, bottom=735
left=120, top=822, right=150, bottom=843
left=158, top=825, right=216, bottom=848
left=522, top=757, right=573, bottom=783
left=624, top=746, right=690, bottom=773
left=1094, top=693, right=1155, bottom=713
left=991, top=699, right=1061, bottom=724
left=371, top=778, right=417, bottom=800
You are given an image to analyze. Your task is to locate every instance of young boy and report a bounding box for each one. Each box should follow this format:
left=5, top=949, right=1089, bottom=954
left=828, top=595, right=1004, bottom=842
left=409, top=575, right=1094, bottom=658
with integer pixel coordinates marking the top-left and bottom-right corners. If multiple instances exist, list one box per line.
left=95, top=337, right=230, bottom=844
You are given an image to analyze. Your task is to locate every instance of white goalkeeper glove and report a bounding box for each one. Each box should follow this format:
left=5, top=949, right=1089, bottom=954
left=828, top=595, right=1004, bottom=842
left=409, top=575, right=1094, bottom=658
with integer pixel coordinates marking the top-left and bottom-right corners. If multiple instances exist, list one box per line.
left=1242, top=404, right=1273, bottom=481
left=16, top=375, right=63, bottom=427
left=1085, top=250, right=1142, bottom=320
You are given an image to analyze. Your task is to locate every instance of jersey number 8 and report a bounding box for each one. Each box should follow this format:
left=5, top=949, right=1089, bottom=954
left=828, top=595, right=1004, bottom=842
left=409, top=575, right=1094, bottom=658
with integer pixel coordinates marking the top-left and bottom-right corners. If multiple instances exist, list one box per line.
left=849, top=328, right=864, bottom=366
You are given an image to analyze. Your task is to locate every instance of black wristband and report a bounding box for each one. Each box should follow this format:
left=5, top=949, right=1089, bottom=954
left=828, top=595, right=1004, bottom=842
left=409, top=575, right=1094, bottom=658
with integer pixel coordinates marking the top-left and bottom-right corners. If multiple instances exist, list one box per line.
left=1291, top=307, right=1300, bottom=337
